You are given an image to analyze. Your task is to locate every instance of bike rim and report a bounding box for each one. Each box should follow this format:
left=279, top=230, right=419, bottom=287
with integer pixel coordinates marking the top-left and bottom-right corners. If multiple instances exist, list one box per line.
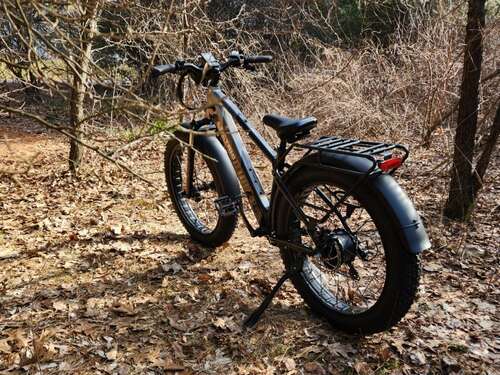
left=291, top=182, right=387, bottom=315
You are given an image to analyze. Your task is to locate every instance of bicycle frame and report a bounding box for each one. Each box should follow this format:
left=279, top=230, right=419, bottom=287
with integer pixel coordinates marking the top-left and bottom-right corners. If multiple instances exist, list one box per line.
left=207, top=87, right=277, bottom=230
left=193, top=84, right=424, bottom=256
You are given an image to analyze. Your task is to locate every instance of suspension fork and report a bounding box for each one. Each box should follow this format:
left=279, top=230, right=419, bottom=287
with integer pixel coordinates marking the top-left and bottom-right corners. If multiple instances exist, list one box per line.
left=182, top=132, right=195, bottom=197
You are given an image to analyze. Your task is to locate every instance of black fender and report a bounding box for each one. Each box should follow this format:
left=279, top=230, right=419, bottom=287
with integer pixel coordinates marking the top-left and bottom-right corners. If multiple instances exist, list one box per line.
left=170, top=124, right=241, bottom=200
left=271, top=152, right=430, bottom=254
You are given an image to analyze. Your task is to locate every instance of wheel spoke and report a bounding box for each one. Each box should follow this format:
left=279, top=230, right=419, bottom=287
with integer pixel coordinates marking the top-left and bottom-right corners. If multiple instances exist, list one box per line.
left=171, top=146, right=219, bottom=232
left=294, top=183, right=386, bottom=315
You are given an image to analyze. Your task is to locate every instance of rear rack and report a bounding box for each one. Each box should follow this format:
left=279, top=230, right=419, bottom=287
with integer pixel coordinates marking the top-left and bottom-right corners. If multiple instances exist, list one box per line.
left=295, top=136, right=409, bottom=173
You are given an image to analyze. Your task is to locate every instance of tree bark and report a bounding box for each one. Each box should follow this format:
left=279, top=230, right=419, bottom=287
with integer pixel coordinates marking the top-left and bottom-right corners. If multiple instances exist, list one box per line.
left=473, top=103, right=500, bottom=194
left=443, top=0, right=485, bottom=221
left=68, top=1, right=99, bottom=173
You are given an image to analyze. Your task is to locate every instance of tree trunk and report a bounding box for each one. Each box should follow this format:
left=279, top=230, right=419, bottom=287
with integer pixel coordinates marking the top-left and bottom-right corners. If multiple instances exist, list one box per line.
left=473, top=103, right=500, bottom=194
left=68, top=2, right=99, bottom=173
left=443, top=0, right=485, bottom=221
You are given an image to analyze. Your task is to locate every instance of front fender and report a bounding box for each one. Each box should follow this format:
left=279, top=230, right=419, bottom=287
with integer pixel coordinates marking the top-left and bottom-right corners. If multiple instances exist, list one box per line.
left=173, top=123, right=241, bottom=200
left=272, top=152, right=431, bottom=254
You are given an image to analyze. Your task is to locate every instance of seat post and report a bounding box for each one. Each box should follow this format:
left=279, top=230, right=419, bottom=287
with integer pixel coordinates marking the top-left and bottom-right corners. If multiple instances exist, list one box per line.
left=276, top=140, right=287, bottom=171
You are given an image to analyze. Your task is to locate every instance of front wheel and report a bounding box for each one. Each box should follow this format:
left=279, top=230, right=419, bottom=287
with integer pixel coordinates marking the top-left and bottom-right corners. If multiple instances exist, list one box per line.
left=275, top=165, right=420, bottom=334
left=164, top=136, right=238, bottom=247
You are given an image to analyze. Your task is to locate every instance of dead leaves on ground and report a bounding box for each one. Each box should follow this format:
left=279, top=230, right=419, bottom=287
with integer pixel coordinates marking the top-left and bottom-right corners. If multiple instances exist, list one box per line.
left=0, top=126, right=498, bottom=374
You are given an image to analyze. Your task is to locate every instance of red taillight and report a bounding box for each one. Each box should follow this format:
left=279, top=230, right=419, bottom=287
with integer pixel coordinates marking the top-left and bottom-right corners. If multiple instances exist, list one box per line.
left=379, top=157, right=403, bottom=172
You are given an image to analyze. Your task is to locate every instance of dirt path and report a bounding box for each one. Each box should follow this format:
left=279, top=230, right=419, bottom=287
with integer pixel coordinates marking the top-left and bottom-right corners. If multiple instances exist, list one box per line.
left=0, top=122, right=498, bottom=374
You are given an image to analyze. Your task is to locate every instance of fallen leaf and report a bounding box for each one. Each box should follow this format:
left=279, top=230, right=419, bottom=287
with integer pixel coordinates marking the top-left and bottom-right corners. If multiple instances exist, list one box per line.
left=304, top=361, right=326, bottom=374
left=423, top=262, right=442, bottom=272
left=106, top=345, right=118, bottom=361
left=353, top=361, right=371, bottom=375
left=112, top=240, right=131, bottom=252
left=410, top=351, right=426, bottom=366
left=0, top=339, right=12, bottom=353
left=391, top=340, right=405, bottom=355
left=110, top=224, right=124, bottom=236
left=0, top=248, right=20, bottom=259
left=327, top=342, right=355, bottom=359
left=213, top=317, right=228, bottom=330
left=283, top=357, right=296, bottom=371
left=197, top=274, right=211, bottom=283
left=297, top=345, right=323, bottom=358
left=167, top=317, right=188, bottom=332
left=111, top=301, right=136, bottom=316
left=378, top=345, right=392, bottom=361
left=52, top=300, right=67, bottom=311
left=161, top=262, right=183, bottom=274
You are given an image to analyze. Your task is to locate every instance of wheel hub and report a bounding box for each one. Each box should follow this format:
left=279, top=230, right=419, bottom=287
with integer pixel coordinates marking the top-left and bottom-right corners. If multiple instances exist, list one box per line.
left=318, top=229, right=358, bottom=269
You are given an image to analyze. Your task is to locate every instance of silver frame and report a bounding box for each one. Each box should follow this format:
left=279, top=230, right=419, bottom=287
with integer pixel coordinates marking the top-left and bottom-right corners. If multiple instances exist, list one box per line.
left=207, top=87, right=277, bottom=225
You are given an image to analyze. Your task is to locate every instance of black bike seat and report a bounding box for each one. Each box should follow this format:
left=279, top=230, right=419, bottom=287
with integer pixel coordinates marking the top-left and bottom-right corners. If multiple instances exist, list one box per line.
left=263, top=114, right=317, bottom=142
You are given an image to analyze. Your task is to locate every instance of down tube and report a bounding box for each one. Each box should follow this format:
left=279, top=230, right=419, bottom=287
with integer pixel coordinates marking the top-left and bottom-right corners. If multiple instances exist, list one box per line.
left=210, top=102, right=270, bottom=226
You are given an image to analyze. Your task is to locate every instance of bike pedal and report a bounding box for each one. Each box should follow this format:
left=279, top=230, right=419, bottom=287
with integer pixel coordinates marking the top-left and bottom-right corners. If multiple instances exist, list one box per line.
left=214, top=196, right=239, bottom=217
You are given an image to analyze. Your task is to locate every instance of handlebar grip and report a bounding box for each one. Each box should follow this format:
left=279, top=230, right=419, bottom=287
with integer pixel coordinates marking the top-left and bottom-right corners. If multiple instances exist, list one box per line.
left=245, top=55, right=273, bottom=64
left=151, top=64, right=177, bottom=78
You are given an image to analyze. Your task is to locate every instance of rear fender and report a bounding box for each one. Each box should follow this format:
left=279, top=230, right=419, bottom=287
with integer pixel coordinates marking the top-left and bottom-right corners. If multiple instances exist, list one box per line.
left=271, top=152, right=430, bottom=254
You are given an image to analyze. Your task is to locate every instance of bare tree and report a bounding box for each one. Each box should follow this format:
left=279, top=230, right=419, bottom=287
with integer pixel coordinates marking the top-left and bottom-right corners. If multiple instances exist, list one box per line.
left=68, top=1, right=101, bottom=173
left=443, top=0, right=487, bottom=221
left=473, top=103, right=500, bottom=194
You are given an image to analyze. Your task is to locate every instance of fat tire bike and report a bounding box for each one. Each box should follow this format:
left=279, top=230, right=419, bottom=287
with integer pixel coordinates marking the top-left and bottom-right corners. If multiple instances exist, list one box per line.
left=152, top=52, right=430, bottom=334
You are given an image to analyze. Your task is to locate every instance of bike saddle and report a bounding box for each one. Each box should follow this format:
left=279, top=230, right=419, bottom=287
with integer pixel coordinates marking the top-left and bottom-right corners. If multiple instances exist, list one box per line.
left=263, top=114, right=317, bottom=142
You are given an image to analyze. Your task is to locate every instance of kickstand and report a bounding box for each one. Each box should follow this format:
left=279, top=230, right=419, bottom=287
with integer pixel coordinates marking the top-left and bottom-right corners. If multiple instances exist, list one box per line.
left=243, top=270, right=295, bottom=328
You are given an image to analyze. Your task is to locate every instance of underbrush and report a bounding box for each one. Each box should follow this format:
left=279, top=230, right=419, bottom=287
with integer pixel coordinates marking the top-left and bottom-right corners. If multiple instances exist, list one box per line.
left=224, top=3, right=498, bottom=150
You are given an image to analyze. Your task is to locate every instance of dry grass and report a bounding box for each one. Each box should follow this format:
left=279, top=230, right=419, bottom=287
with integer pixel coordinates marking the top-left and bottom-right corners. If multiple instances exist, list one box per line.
left=219, top=3, right=499, bottom=152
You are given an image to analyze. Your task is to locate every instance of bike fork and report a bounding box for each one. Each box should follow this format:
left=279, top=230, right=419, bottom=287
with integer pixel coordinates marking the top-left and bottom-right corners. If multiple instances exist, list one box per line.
left=182, top=147, right=195, bottom=196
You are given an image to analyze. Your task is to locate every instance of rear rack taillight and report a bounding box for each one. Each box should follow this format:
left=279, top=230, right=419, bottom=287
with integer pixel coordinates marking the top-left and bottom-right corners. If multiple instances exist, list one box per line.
left=295, top=136, right=409, bottom=174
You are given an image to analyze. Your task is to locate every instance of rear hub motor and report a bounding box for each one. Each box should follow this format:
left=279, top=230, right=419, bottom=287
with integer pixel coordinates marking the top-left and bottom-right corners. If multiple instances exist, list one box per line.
left=318, top=229, right=358, bottom=269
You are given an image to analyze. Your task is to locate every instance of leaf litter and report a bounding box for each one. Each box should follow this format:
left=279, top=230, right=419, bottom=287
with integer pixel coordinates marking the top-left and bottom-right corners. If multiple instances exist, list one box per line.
left=0, top=123, right=498, bottom=374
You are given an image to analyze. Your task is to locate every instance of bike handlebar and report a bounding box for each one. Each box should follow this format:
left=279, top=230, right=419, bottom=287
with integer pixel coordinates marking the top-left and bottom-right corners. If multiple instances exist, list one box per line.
left=151, top=52, right=272, bottom=80
left=244, top=55, right=273, bottom=64
left=151, top=52, right=272, bottom=109
left=151, top=63, right=176, bottom=77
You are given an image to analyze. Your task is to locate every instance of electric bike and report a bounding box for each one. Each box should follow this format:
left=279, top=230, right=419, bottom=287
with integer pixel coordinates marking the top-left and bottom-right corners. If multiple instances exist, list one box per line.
left=152, top=52, right=430, bottom=334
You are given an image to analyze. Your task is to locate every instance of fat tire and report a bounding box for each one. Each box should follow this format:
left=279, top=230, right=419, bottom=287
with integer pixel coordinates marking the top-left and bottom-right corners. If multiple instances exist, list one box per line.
left=276, top=165, right=421, bottom=334
left=164, top=137, right=238, bottom=247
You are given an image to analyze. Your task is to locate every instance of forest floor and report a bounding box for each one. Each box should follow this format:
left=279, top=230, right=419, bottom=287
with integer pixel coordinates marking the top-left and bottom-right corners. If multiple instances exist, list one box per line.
left=0, top=118, right=498, bottom=375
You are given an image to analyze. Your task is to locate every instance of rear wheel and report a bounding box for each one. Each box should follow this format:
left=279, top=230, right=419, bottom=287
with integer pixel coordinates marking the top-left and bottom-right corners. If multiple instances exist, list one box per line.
left=275, top=165, right=420, bottom=334
left=164, top=137, right=238, bottom=247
